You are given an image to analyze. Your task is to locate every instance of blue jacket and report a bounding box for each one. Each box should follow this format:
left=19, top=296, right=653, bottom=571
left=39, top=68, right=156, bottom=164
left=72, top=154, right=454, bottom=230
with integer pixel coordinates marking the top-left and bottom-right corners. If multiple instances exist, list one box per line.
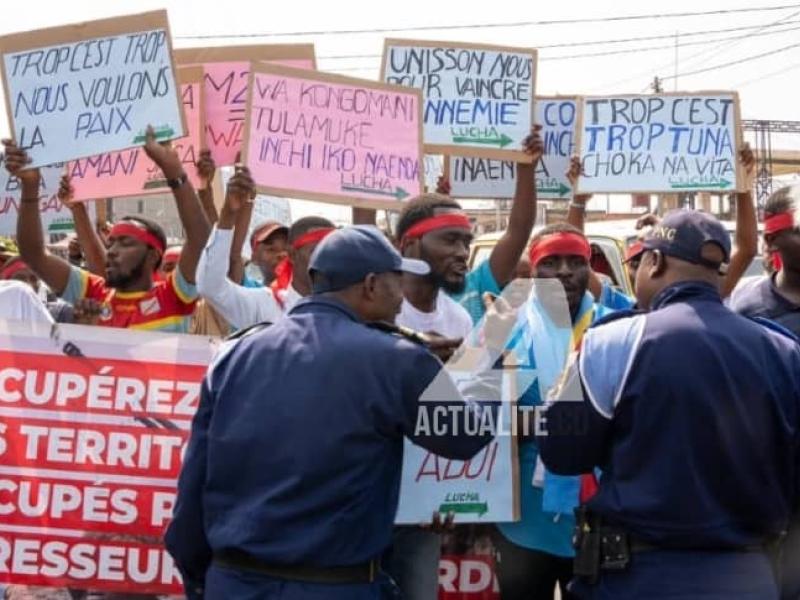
left=540, top=281, right=800, bottom=549
left=165, top=296, right=497, bottom=596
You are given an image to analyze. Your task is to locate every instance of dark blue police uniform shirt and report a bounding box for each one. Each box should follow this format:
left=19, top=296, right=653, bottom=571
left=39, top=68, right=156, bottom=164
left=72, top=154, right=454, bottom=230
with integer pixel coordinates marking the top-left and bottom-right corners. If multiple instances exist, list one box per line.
left=165, top=296, right=496, bottom=589
left=540, top=281, right=800, bottom=549
left=728, top=274, right=800, bottom=337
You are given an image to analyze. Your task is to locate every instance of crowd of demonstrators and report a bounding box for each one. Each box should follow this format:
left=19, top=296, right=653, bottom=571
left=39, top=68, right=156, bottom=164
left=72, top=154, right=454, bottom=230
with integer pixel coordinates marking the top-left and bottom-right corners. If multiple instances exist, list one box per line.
left=0, top=118, right=799, bottom=600
left=4, top=128, right=210, bottom=333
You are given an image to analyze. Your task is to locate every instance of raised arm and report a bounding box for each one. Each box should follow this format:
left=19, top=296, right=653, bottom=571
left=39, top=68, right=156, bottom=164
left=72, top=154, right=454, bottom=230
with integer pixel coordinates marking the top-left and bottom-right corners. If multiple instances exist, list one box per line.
left=565, top=155, right=592, bottom=232
left=4, top=139, right=71, bottom=294
left=487, top=126, right=543, bottom=287
left=720, top=144, right=758, bottom=298
left=58, top=175, right=106, bottom=276
left=196, top=167, right=283, bottom=329
left=143, top=127, right=211, bottom=284
left=195, top=149, right=218, bottom=225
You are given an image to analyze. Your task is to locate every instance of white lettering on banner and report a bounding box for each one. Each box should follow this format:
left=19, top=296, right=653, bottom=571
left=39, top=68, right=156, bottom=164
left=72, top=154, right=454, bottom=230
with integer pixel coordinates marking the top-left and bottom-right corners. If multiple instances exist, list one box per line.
left=14, top=425, right=184, bottom=471
left=0, top=367, right=199, bottom=417
left=0, top=479, right=137, bottom=524
left=0, top=536, right=181, bottom=585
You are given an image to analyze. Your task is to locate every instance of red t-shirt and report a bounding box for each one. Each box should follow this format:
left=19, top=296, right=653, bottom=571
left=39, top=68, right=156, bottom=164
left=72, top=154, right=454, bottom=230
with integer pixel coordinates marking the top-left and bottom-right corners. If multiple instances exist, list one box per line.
left=63, top=266, right=198, bottom=333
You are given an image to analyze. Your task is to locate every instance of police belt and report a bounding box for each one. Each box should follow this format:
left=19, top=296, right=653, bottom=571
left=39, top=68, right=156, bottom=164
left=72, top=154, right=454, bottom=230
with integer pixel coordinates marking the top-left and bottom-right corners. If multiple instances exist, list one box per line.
left=213, top=549, right=380, bottom=584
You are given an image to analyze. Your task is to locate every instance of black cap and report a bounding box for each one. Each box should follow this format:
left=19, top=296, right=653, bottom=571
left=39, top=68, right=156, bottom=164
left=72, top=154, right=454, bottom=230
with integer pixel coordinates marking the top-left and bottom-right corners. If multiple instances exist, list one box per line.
left=629, top=209, right=731, bottom=271
left=309, top=225, right=430, bottom=293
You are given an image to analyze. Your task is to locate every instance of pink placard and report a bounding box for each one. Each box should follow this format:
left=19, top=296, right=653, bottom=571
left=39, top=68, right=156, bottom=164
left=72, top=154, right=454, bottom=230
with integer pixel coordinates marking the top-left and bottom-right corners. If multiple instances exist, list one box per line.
left=203, top=58, right=314, bottom=166
left=69, top=68, right=205, bottom=201
left=243, top=64, right=424, bottom=208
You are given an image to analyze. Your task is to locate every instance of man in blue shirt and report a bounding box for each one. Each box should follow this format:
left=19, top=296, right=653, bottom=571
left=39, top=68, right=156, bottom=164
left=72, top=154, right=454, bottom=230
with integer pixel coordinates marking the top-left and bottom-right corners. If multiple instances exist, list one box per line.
left=166, top=226, right=501, bottom=599
left=540, top=210, right=800, bottom=599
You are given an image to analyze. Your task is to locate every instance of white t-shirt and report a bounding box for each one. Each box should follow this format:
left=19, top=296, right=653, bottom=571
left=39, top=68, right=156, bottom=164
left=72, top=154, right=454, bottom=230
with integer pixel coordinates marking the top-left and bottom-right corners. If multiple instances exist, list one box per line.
left=397, top=290, right=472, bottom=339
left=0, top=280, right=54, bottom=324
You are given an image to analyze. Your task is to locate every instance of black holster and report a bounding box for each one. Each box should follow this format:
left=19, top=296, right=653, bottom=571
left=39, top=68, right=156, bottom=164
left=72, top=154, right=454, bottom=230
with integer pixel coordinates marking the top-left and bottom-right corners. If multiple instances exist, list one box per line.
left=572, top=507, right=632, bottom=585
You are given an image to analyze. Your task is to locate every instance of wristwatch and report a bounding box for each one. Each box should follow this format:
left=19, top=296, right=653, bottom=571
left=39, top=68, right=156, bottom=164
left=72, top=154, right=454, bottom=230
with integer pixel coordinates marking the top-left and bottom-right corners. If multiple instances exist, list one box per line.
left=166, top=172, right=188, bottom=190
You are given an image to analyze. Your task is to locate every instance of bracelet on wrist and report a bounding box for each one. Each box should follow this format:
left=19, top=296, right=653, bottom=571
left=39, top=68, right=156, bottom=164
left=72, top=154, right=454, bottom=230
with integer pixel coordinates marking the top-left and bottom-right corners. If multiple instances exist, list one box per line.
left=21, top=196, right=41, bottom=204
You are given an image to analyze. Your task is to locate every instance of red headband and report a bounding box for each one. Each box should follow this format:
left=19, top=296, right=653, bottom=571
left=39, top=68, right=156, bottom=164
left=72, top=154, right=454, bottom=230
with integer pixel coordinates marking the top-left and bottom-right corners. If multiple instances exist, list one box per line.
left=109, top=222, right=165, bottom=255
left=292, top=227, right=335, bottom=250
left=528, top=232, right=592, bottom=268
left=270, top=228, right=335, bottom=294
left=765, top=212, right=795, bottom=235
left=163, top=247, right=182, bottom=262
left=402, top=214, right=471, bottom=243
left=0, top=259, right=29, bottom=280
left=625, top=240, right=644, bottom=262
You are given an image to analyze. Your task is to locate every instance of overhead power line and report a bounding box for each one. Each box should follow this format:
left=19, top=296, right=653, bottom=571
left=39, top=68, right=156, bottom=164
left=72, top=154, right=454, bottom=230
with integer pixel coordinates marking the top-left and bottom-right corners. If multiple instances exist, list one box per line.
left=323, top=26, right=800, bottom=72
left=315, top=19, right=800, bottom=60
left=661, top=40, right=800, bottom=80
left=174, top=4, right=800, bottom=40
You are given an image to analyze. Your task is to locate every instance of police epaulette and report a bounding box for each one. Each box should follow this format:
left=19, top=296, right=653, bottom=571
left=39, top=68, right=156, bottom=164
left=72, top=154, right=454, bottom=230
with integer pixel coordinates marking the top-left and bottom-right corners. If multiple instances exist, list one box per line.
left=366, top=321, right=429, bottom=346
left=590, top=308, right=645, bottom=329
left=748, top=316, right=800, bottom=342
left=224, top=321, right=273, bottom=342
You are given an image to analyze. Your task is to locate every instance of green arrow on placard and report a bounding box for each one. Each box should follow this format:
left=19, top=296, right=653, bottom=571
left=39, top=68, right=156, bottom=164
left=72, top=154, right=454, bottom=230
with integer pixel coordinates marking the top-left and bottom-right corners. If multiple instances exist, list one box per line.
left=438, top=502, right=489, bottom=517
left=132, top=126, right=176, bottom=144
left=341, top=184, right=409, bottom=200
left=452, top=133, right=514, bottom=148
left=538, top=182, right=571, bottom=197
left=669, top=178, right=732, bottom=190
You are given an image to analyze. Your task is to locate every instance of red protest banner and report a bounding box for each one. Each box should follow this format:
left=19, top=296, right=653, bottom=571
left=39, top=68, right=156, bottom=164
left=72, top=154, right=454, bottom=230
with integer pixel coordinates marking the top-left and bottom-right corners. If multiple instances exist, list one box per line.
left=0, top=320, right=216, bottom=596
left=439, top=555, right=500, bottom=600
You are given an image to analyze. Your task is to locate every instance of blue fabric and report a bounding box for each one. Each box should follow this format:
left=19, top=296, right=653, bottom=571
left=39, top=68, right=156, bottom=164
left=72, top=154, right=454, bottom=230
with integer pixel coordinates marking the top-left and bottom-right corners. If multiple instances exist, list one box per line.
left=542, top=281, right=800, bottom=550
left=242, top=273, right=263, bottom=288
left=449, top=259, right=501, bottom=324
left=496, top=291, right=615, bottom=557
left=579, top=314, right=646, bottom=418
left=165, top=297, right=496, bottom=596
left=597, top=281, right=635, bottom=311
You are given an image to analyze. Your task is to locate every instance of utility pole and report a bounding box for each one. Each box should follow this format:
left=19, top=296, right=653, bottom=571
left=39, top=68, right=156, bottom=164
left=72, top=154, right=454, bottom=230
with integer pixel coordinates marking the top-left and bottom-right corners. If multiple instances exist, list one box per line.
left=650, top=76, right=663, bottom=93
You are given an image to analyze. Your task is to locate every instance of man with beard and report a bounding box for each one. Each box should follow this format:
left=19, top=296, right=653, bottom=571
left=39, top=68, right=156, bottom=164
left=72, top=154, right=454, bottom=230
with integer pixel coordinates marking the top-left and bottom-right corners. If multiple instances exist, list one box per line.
left=196, top=166, right=335, bottom=328
left=389, top=128, right=543, bottom=600
left=4, top=127, right=211, bottom=333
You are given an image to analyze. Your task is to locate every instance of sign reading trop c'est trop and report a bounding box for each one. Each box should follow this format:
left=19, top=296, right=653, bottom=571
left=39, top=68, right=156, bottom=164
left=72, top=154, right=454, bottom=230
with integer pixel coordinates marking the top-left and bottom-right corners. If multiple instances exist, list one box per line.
left=382, top=39, right=536, bottom=162
left=449, top=96, right=577, bottom=199
left=175, top=45, right=317, bottom=166
left=243, top=63, right=424, bottom=208
left=576, top=92, right=743, bottom=194
left=69, top=66, right=205, bottom=201
left=0, top=10, right=185, bottom=168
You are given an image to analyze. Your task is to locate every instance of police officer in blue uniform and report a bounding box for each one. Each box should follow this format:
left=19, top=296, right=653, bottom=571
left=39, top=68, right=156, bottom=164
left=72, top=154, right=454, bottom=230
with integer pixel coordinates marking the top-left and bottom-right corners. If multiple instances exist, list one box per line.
left=538, top=210, right=800, bottom=599
left=165, top=225, right=501, bottom=599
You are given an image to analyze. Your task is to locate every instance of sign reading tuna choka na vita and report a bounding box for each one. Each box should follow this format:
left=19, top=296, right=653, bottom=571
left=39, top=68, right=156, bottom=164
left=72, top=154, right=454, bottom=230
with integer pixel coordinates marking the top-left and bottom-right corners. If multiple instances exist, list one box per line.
left=575, top=92, right=744, bottom=194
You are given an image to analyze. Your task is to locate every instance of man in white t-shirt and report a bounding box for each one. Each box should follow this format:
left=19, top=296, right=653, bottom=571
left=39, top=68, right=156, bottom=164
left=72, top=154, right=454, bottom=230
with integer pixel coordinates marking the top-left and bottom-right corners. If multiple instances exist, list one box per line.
left=196, top=167, right=335, bottom=329
left=385, top=194, right=477, bottom=600
left=0, top=280, right=54, bottom=324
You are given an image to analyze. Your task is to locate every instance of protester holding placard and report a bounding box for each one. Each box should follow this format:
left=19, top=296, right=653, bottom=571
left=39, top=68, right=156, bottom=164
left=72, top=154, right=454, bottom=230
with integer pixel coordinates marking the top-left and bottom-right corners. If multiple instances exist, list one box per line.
left=4, top=126, right=211, bottom=333
left=434, top=127, right=543, bottom=324
left=195, top=168, right=335, bottom=328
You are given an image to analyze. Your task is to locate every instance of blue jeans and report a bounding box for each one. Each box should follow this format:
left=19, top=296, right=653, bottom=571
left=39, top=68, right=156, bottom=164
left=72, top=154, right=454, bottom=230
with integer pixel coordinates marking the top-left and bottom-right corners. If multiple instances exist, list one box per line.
left=384, top=527, right=441, bottom=600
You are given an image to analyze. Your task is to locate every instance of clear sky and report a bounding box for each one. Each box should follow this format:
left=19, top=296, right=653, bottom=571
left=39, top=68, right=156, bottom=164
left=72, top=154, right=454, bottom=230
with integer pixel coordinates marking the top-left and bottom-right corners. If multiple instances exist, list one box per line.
left=1, top=0, right=798, bottom=219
